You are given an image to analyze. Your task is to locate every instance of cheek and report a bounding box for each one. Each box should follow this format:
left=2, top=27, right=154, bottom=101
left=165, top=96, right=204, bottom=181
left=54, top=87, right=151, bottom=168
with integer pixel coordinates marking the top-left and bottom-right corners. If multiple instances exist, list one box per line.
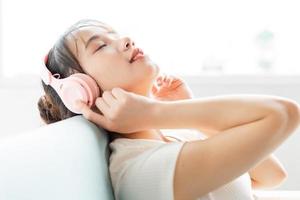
left=93, top=64, right=130, bottom=89
left=91, top=55, right=148, bottom=88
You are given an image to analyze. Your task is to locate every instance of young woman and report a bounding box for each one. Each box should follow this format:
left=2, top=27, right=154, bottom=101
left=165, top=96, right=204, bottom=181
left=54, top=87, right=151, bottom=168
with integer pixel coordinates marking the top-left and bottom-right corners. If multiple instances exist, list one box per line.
left=38, top=19, right=300, bottom=200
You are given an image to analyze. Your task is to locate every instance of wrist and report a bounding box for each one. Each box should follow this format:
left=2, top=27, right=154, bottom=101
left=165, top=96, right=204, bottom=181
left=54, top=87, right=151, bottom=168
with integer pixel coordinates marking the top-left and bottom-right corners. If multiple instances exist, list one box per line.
left=148, top=99, right=203, bottom=130
left=149, top=98, right=184, bottom=129
left=147, top=100, right=187, bottom=129
left=147, top=99, right=165, bottom=129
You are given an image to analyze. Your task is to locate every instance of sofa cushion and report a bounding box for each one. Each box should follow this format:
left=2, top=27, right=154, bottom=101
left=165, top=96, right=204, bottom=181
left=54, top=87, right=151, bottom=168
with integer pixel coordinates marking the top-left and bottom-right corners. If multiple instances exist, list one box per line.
left=0, top=115, right=115, bottom=200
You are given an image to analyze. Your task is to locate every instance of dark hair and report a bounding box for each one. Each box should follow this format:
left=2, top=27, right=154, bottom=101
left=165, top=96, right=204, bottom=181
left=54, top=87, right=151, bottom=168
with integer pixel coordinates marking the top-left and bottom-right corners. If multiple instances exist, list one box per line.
left=37, top=19, right=120, bottom=142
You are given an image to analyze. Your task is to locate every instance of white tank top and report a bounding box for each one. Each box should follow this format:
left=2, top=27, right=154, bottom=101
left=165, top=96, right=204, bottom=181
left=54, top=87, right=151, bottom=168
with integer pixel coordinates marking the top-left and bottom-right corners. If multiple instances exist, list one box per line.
left=109, top=129, right=256, bottom=200
left=160, top=129, right=255, bottom=200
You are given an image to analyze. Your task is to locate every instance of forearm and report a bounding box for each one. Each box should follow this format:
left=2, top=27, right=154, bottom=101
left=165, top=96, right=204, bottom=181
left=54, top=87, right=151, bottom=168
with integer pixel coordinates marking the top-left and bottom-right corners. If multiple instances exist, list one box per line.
left=150, top=94, right=286, bottom=131
left=192, top=125, right=288, bottom=188
left=248, top=154, right=287, bottom=189
left=193, top=98, right=300, bottom=138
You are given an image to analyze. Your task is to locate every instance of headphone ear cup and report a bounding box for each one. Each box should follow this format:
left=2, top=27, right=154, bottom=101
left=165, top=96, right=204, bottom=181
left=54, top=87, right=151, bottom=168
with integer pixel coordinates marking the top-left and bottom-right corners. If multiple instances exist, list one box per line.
left=49, top=73, right=100, bottom=114
left=58, top=79, right=89, bottom=114
left=71, top=73, right=100, bottom=106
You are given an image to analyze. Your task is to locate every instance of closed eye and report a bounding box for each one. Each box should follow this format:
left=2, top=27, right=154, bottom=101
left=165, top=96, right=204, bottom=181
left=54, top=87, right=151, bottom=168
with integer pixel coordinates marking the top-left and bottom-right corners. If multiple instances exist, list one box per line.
left=94, top=44, right=107, bottom=53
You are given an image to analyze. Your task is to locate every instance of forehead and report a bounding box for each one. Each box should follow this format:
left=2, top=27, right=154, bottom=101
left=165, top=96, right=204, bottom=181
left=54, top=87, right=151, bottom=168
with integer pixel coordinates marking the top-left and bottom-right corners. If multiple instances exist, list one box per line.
left=78, top=25, right=116, bottom=41
left=68, top=25, right=118, bottom=56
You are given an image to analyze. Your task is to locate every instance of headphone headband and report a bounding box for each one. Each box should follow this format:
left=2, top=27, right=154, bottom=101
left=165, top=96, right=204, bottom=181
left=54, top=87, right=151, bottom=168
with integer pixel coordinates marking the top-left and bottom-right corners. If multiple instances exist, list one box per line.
left=40, top=53, right=62, bottom=90
left=40, top=53, right=52, bottom=85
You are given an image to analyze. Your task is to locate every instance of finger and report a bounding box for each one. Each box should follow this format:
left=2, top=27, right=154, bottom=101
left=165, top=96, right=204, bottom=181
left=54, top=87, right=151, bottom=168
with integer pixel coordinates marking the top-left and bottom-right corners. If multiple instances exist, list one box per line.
left=102, top=90, right=117, bottom=107
left=164, top=74, right=171, bottom=83
left=168, top=76, right=174, bottom=87
left=162, top=74, right=168, bottom=82
left=75, top=100, right=86, bottom=113
left=161, top=75, right=171, bottom=87
left=75, top=100, right=109, bottom=129
left=158, top=74, right=165, bottom=82
left=164, top=74, right=173, bottom=87
left=95, top=97, right=111, bottom=116
left=157, top=79, right=162, bottom=85
left=151, top=83, right=158, bottom=94
left=111, top=87, right=128, bottom=100
left=156, top=75, right=163, bottom=82
left=156, top=76, right=163, bottom=86
left=157, top=80, right=163, bottom=86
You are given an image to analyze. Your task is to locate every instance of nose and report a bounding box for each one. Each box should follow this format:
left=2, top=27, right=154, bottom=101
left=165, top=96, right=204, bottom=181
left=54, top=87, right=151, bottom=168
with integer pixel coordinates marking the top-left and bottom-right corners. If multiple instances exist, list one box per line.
left=119, top=36, right=135, bottom=51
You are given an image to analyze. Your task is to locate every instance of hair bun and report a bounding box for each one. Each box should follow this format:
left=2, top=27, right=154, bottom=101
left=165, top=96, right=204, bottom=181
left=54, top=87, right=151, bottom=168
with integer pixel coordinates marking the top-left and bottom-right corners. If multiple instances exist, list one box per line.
left=38, top=94, right=60, bottom=124
left=42, top=95, right=51, bottom=108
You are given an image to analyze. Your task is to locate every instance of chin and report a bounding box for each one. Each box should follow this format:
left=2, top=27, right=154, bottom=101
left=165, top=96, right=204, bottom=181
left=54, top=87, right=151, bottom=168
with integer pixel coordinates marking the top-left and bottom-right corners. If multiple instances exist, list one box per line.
left=147, top=61, right=160, bottom=78
left=132, top=56, right=159, bottom=80
left=147, top=66, right=159, bottom=82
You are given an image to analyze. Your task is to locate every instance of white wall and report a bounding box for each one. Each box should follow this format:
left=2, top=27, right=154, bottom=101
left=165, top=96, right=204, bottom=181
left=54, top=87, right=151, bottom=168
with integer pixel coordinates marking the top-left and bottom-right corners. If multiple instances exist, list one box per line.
left=0, top=74, right=299, bottom=190
left=0, top=75, right=44, bottom=138
left=0, top=0, right=3, bottom=77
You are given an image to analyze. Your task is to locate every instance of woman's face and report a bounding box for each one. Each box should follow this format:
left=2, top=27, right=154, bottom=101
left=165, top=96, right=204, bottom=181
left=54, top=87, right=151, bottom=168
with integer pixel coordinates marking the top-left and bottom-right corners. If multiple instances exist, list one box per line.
left=67, top=24, right=160, bottom=96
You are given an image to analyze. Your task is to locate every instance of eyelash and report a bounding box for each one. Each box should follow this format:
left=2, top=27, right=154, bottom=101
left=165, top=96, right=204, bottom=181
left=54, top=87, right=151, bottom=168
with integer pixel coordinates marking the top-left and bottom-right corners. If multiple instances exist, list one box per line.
left=96, top=44, right=107, bottom=52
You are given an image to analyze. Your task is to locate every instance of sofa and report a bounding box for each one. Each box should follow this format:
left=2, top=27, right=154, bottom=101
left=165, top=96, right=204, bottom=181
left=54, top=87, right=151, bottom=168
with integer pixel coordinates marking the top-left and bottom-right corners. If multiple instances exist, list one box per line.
left=0, top=115, right=115, bottom=200
left=0, top=114, right=299, bottom=200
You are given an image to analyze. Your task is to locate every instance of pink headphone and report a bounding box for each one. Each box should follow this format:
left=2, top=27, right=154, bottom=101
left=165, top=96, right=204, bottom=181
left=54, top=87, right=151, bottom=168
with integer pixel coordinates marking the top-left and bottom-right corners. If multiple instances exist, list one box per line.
left=40, top=53, right=100, bottom=114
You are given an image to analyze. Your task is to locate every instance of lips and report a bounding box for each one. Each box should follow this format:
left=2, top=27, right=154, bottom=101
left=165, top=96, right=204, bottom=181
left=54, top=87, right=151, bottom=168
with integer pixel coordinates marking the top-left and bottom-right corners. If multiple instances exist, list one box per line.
left=130, top=48, right=144, bottom=63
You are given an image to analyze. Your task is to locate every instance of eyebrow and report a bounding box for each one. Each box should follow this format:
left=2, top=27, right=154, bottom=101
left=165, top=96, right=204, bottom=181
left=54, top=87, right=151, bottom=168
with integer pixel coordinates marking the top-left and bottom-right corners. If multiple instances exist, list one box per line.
left=85, top=35, right=101, bottom=50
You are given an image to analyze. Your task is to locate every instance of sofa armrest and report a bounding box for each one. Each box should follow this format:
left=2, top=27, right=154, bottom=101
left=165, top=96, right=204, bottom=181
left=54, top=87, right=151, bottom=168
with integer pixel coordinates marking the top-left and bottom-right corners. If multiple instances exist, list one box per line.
left=0, top=115, right=115, bottom=200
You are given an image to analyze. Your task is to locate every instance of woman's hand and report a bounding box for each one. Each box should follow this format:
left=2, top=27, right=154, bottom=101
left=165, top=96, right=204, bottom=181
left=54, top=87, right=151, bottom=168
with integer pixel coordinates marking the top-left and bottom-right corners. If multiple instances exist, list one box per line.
left=75, top=87, right=158, bottom=134
left=151, top=74, right=194, bottom=101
